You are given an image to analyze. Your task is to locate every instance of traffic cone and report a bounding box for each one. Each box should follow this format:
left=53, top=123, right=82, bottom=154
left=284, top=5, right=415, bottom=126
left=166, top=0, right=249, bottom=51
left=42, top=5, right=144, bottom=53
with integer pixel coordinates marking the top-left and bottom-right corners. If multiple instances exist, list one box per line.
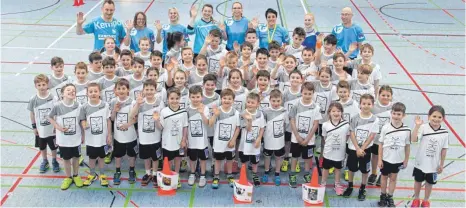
left=302, top=167, right=324, bottom=207
left=157, top=157, right=178, bottom=196
left=233, top=164, right=253, bottom=204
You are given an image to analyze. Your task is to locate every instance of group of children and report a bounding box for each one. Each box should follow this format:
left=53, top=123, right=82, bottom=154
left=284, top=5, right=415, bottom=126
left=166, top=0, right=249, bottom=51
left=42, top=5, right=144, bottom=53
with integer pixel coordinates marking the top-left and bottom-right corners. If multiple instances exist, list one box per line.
left=27, top=13, right=448, bottom=208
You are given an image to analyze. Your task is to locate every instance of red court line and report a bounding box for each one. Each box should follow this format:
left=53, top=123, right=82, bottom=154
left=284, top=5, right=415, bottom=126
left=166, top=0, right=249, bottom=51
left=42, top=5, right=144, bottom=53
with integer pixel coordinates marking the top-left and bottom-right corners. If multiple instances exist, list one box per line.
left=1, top=22, right=70, bottom=27
left=440, top=170, right=466, bottom=181
left=0, top=152, right=41, bottom=206
left=1, top=61, right=75, bottom=66
left=442, top=9, right=456, bottom=18
left=353, top=0, right=465, bottom=148
left=364, top=0, right=466, bottom=70
left=143, top=0, right=155, bottom=13
left=389, top=72, right=466, bottom=76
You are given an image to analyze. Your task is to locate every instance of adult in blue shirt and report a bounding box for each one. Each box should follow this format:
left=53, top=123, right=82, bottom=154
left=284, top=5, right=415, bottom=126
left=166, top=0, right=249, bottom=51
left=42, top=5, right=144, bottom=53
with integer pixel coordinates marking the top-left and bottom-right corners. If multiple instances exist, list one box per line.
left=155, top=7, right=189, bottom=60
left=256, top=8, right=289, bottom=49
left=76, top=0, right=126, bottom=51
left=223, top=2, right=250, bottom=51
left=331, top=7, right=365, bottom=59
left=187, top=4, right=225, bottom=56
left=123, top=12, right=155, bottom=52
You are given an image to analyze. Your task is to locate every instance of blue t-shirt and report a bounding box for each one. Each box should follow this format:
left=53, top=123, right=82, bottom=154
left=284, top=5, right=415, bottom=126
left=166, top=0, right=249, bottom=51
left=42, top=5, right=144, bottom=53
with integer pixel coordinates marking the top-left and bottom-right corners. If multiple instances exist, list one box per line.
left=302, top=28, right=320, bottom=51
left=256, top=23, right=290, bottom=49
left=331, top=23, right=365, bottom=59
left=83, top=17, right=127, bottom=51
left=224, top=17, right=249, bottom=50
left=129, top=27, right=155, bottom=52
left=161, top=24, right=190, bottom=58
left=187, top=19, right=219, bottom=54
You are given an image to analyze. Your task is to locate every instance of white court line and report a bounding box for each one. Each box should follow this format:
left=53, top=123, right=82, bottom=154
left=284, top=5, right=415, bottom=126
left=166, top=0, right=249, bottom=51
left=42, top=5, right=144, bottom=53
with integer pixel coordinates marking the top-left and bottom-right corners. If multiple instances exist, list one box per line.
left=14, top=0, right=104, bottom=77
left=300, top=0, right=309, bottom=13
left=2, top=46, right=92, bottom=52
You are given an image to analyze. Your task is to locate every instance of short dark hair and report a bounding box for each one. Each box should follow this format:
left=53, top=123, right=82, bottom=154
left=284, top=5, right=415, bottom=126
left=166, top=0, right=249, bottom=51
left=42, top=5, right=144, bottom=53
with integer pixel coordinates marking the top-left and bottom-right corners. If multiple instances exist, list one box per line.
left=265, top=8, right=278, bottom=18
left=87, top=82, right=101, bottom=92
left=269, top=89, right=282, bottom=99
left=328, top=102, right=344, bottom=115
left=143, top=79, right=157, bottom=90
left=120, top=49, right=133, bottom=59
left=103, top=0, right=115, bottom=6
left=302, top=82, right=315, bottom=92
left=337, top=80, right=350, bottom=91
left=133, top=57, right=145, bottom=66
left=209, top=29, right=222, bottom=38
left=203, top=73, right=217, bottom=84
left=246, top=28, right=257, bottom=36
left=289, top=69, right=303, bottom=78
left=150, top=50, right=163, bottom=59
left=89, top=52, right=102, bottom=63
left=116, top=78, right=130, bottom=89
left=428, top=105, right=445, bottom=117
left=360, top=94, right=375, bottom=104
left=256, top=70, right=270, bottom=80
left=268, top=41, right=280, bottom=51
left=145, top=67, right=159, bottom=77
left=51, top=56, right=64, bottom=66
left=302, top=47, right=315, bottom=54
left=168, top=87, right=181, bottom=97
left=256, top=48, right=269, bottom=58
left=189, top=85, right=203, bottom=95
left=247, top=92, right=260, bottom=102
left=392, top=102, right=406, bottom=114
left=324, top=34, right=337, bottom=46
left=241, top=42, right=254, bottom=51
left=221, top=88, right=235, bottom=99
left=102, top=57, right=116, bottom=67
left=293, top=27, right=306, bottom=38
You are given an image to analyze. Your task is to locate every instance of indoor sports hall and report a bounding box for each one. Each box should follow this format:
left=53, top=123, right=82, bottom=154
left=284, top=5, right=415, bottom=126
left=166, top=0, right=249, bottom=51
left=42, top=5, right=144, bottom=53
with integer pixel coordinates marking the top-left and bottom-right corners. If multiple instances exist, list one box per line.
left=1, top=0, right=465, bottom=207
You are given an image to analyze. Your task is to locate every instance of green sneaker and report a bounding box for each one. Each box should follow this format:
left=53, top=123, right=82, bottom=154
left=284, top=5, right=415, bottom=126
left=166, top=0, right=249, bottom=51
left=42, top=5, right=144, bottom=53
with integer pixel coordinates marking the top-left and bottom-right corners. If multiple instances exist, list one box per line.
left=61, top=178, right=73, bottom=190
left=296, top=162, right=301, bottom=173
left=289, top=174, right=297, bottom=188
left=177, top=178, right=182, bottom=189
left=78, top=155, right=84, bottom=166
left=303, top=174, right=311, bottom=183
left=73, top=175, right=84, bottom=187
left=83, top=174, right=97, bottom=186
left=104, top=152, right=112, bottom=164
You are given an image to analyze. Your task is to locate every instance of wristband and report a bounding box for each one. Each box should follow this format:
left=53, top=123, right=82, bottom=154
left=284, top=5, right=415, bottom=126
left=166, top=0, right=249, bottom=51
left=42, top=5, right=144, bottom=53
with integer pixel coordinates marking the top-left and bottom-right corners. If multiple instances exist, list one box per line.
left=32, top=123, right=37, bottom=129
left=316, top=41, right=322, bottom=49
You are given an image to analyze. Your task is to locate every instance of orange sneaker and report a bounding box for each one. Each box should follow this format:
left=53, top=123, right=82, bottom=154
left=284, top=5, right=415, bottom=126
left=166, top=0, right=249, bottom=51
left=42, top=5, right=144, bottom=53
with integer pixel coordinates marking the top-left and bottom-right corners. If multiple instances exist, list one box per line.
left=421, top=200, right=430, bottom=208
left=411, top=199, right=421, bottom=208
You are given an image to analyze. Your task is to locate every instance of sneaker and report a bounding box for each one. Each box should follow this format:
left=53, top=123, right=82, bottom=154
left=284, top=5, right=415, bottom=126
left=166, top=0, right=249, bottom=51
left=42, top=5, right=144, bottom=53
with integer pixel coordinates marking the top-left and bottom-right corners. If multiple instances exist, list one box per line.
left=252, top=175, right=260, bottom=186
left=177, top=178, right=182, bottom=189
left=232, top=160, right=239, bottom=174
left=73, top=175, right=84, bottom=187
left=289, top=174, right=297, bottom=188
left=39, top=160, right=49, bottom=173
left=261, top=174, right=269, bottom=183
left=368, top=174, right=377, bottom=185
left=128, top=170, right=136, bottom=184
left=274, top=176, right=281, bottom=186
left=188, top=174, right=196, bottom=186
left=378, top=193, right=387, bottom=207
left=100, top=174, right=109, bottom=187
left=411, top=199, right=421, bottom=208
left=386, top=194, right=395, bottom=207
left=198, top=176, right=206, bottom=188
left=281, top=160, right=289, bottom=172
left=296, top=162, right=301, bottom=173
left=303, top=174, right=311, bottom=183
left=61, top=178, right=73, bottom=190
left=343, top=187, right=353, bottom=198
left=113, top=172, right=121, bottom=185
left=152, top=176, right=158, bottom=188
left=52, top=160, right=60, bottom=172
left=227, top=175, right=234, bottom=187
left=334, top=183, right=344, bottom=196
left=104, top=153, right=112, bottom=164
left=344, top=170, right=349, bottom=181
left=83, top=174, right=97, bottom=186
left=357, top=189, right=367, bottom=201
left=212, top=177, right=219, bottom=189
left=180, top=159, right=188, bottom=173
left=141, top=174, right=152, bottom=186
left=329, top=167, right=334, bottom=175
left=421, top=200, right=430, bottom=208
left=78, top=155, right=84, bottom=166
left=376, top=175, right=382, bottom=186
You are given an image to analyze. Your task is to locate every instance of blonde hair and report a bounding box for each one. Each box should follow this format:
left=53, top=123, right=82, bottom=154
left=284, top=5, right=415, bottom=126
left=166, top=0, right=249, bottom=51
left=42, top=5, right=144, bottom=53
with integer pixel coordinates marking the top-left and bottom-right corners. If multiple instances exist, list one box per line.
left=168, top=7, right=180, bottom=22
left=305, top=13, right=315, bottom=19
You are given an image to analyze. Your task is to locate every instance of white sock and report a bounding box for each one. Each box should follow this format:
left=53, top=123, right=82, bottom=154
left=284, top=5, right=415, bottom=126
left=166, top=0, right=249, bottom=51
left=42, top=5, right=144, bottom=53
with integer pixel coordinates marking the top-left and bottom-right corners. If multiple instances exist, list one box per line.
left=146, top=169, right=151, bottom=175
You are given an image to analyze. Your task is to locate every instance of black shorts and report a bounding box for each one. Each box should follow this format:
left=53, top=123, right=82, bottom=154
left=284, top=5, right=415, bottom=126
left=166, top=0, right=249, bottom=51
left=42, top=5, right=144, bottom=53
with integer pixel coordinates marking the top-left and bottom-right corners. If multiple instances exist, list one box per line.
left=323, top=157, right=344, bottom=170
left=59, top=146, right=81, bottom=160
left=187, top=148, right=209, bottom=161
left=86, top=145, right=106, bottom=159
left=35, top=136, right=58, bottom=151
left=290, top=143, right=315, bottom=159
left=113, top=139, right=138, bottom=158
left=162, top=148, right=183, bottom=161
left=139, top=142, right=162, bottom=161
left=285, top=132, right=292, bottom=142
left=413, top=167, right=437, bottom=185
left=263, top=147, right=285, bottom=157
left=347, top=148, right=371, bottom=173
left=214, top=151, right=235, bottom=161
left=371, top=144, right=379, bottom=155
left=380, top=160, right=403, bottom=176
left=239, top=152, right=260, bottom=164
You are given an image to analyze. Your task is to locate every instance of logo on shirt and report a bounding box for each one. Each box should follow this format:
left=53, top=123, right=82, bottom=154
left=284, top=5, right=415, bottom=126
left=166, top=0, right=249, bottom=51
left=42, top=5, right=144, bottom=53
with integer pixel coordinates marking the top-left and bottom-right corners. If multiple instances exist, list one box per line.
left=378, top=117, right=390, bottom=133
left=190, top=120, right=203, bottom=137
left=273, top=120, right=284, bottom=138
left=63, top=117, right=77, bottom=135
left=234, top=101, right=243, bottom=112
left=316, top=95, right=327, bottom=114
left=162, top=24, right=170, bottom=30
left=343, top=113, right=350, bottom=122
left=330, top=133, right=342, bottom=150
left=116, top=113, right=128, bottom=131
left=226, top=19, right=234, bottom=26
left=143, top=115, right=155, bottom=133
left=171, top=119, right=180, bottom=136
left=298, top=116, right=311, bottom=134
left=245, top=126, right=259, bottom=143
left=90, top=116, right=104, bottom=135
left=38, top=108, right=51, bottom=126
left=334, top=26, right=343, bottom=34
left=426, top=138, right=438, bottom=157
left=389, top=136, right=402, bottom=150
left=356, top=129, right=369, bottom=147
left=219, top=123, right=232, bottom=141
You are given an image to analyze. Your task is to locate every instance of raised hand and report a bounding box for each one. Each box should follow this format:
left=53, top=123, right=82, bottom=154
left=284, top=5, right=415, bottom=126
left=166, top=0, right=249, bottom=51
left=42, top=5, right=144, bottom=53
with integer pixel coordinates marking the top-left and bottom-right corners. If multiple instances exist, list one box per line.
left=348, top=42, right=358, bottom=52
left=77, top=12, right=86, bottom=25
left=414, top=116, right=423, bottom=126
left=190, top=5, right=198, bottom=18
left=204, top=34, right=213, bottom=46
left=218, top=22, right=226, bottom=31
left=317, top=33, right=324, bottom=43
left=125, top=20, right=134, bottom=30
left=114, top=102, right=122, bottom=112
left=233, top=41, right=240, bottom=53
left=136, top=93, right=145, bottom=106
left=152, top=111, right=160, bottom=121
left=249, top=17, right=259, bottom=28
left=212, top=104, right=220, bottom=116
left=197, top=104, right=205, bottom=114
left=154, top=20, right=162, bottom=31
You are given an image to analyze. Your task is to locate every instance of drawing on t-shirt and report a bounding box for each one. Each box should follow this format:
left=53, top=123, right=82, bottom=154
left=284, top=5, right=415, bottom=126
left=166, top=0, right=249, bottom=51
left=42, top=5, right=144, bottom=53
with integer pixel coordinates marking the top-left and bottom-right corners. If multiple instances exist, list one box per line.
left=63, top=117, right=76, bottom=135
left=298, top=116, right=311, bottom=134
left=116, top=113, right=128, bottom=131
left=208, top=59, right=220, bottom=73
left=245, top=126, right=259, bottom=143
left=330, top=133, right=341, bottom=149
left=90, top=116, right=103, bottom=135
left=273, top=120, right=284, bottom=138
left=190, top=120, right=203, bottom=137
left=105, top=91, right=115, bottom=103
left=38, top=108, right=51, bottom=126
left=179, top=103, right=185, bottom=109
left=134, top=90, right=141, bottom=99
left=260, top=103, right=269, bottom=109
left=287, top=103, right=294, bottom=112
left=76, top=95, right=87, bottom=105
left=356, top=129, right=369, bottom=147
left=171, top=119, right=180, bottom=136
left=143, top=115, right=155, bottom=133
left=157, top=82, right=165, bottom=91
left=219, top=123, right=232, bottom=141
left=352, top=93, right=361, bottom=103
left=426, top=138, right=438, bottom=157
left=234, top=101, right=243, bottom=112
left=343, top=113, right=350, bottom=122
left=378, top=117, right=390, bottom=133
left=316, top=95, right=327, bottom=114
left=55, top=88, right=62, bottom=99
left=388, top=136, right=402, bottom=150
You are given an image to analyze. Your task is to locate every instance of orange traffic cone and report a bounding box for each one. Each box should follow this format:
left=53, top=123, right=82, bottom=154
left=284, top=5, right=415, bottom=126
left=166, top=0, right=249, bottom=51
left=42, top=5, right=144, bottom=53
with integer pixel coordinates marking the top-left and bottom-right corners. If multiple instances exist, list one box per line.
left=233, top=164, right=253, bottom=204
left=157, top=157, right=178, bottom=196
left=302, top=167, right=324, bottom=207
